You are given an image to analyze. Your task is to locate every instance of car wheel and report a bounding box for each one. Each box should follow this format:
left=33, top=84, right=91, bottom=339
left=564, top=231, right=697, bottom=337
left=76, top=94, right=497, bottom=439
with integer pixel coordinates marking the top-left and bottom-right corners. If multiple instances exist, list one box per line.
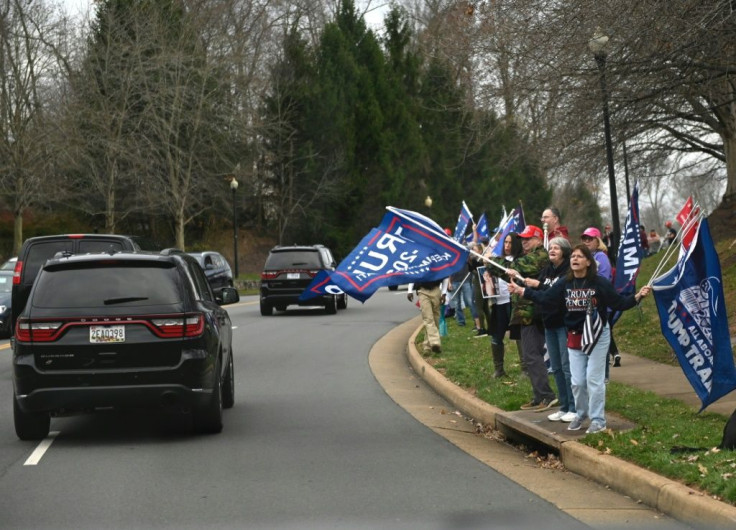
left=193, top=364, right=223, bottom=434
left=14, top=395, right=50, bottom=441
left=337, top=294, right=347, bottom=310
left=325, top=295, right=337, bottom=314
left=260, top=300, right=273, bottom=316
left=388, top=285, right=399, bottom=291
left=222, top=353, right=235, bottom=410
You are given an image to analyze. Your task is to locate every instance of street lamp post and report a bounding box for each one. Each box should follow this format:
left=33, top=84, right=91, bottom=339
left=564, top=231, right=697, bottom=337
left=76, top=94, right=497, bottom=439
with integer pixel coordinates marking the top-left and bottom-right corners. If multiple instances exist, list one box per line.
left=589, top=28, right=620, bottom=259
left=230, top=177, right=239, bottom=278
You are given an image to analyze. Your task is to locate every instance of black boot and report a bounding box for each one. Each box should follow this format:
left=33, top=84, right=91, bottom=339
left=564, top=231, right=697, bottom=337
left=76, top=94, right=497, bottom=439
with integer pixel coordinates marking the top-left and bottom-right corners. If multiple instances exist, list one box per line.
left=492, top=342, right=507, bottom=378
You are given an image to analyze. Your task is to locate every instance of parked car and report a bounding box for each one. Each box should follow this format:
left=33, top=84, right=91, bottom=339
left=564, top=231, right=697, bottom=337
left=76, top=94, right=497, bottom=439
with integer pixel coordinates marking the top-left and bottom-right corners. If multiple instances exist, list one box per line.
left=1, top=257, right=17, bottom=270
left=259, top=244, right=347, bottom=315
left=11, top=234, right=148, bottom=331
left=0, top=270, right=11, bottom=338
left=187, top=251, right=234, bottom=292
left=12, top=250, right=239, bottom=440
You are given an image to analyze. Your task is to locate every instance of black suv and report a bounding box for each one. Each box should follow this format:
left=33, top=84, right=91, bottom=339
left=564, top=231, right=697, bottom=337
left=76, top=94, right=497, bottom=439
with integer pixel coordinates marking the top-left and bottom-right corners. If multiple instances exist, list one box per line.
left=11, top=234, right=146, bottom=331
left=12, top=251, right=239, bottom=439
left=260, top=245, right=347, bottom=315
left=187, top=251, right=234, bottom=292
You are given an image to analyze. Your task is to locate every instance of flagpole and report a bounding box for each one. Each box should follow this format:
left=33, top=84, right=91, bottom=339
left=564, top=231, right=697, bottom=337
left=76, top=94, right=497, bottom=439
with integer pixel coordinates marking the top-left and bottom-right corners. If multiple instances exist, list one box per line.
left=446, top=272, right=471, bottom=303
left=647, top=210, right=705, bottom=287
left=649, top=207, right=702, bottom=283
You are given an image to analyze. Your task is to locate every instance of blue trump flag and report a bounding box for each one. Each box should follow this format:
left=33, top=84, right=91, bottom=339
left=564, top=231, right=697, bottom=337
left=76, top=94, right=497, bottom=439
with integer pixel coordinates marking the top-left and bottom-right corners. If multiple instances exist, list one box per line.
left=453, top=201, right=473, bottom=241
left=301, top=207, right=470, bottom=303
left=490, top=206, right=525, bottom=256
left=475, top=212, right=489, bottom=242
left=610, top=182, right=644, bottom=326
left=652, top=218, right=736, bottom=410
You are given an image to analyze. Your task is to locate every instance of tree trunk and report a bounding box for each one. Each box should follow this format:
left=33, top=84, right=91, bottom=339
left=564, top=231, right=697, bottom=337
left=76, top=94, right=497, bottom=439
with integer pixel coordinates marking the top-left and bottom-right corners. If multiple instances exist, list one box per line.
left=13, top=213, right=23, bottom=255
left=175, top=212, right=185, bottom=251
left=724, top=134, right=736, bottom=202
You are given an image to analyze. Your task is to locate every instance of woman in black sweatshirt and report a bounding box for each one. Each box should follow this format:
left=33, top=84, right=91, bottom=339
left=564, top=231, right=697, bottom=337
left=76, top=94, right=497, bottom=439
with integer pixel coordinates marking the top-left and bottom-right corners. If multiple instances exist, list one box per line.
left=508, top=244, right=651, bottom=434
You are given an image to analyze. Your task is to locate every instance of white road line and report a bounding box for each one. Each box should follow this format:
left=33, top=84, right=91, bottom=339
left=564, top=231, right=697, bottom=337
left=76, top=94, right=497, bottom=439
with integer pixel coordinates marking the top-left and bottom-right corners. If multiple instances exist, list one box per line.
left=23, top=431, right=60, bottom=466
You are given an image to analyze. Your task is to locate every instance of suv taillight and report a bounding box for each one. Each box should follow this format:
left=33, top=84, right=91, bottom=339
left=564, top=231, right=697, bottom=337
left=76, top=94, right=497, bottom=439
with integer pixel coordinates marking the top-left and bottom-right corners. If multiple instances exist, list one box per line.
left=261, top=271, right=279, bottom=280
left=12, top=260, right=22, bottom=285
left=15, top=319, right=63, bottom=342
left=150, top=314, right=204, bottom=338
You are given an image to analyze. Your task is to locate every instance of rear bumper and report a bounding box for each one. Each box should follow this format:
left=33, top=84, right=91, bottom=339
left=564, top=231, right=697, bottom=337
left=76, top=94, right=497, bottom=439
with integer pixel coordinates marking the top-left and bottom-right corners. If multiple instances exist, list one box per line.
left=15, top=383, right=213, bottom=414
left=13, top=348, right=217, bottom=414
left=260, top=291, right=330, bottom=308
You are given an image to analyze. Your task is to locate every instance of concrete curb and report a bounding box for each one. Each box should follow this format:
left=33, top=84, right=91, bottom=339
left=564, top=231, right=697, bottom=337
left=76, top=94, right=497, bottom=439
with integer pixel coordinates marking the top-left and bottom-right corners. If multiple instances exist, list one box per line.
left=405, top=325, right=736, bottom=528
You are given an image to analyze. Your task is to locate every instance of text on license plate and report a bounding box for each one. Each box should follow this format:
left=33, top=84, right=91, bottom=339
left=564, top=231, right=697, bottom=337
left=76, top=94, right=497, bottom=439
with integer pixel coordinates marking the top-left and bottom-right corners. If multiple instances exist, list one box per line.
left=90, top=325, right=126, bottom=343
left=287, top=272, right=300, bottom=279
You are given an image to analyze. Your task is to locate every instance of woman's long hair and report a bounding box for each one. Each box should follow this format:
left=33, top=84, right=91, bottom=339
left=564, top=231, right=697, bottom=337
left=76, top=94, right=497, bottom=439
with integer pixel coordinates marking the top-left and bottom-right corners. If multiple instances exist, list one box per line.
left=505, top=232, right=523, bottom=259
left=567, top=244, right=598, bottom=281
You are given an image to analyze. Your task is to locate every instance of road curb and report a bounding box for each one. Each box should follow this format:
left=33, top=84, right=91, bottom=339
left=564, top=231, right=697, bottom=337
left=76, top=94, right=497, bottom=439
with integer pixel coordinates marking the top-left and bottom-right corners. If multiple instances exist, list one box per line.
left=405, top=324, right=736, bottom=528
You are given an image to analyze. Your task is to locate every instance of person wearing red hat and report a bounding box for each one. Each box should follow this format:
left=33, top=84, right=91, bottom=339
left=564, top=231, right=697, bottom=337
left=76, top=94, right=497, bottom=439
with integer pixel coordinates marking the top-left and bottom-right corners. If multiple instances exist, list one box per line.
left=663, top=221, right=677, bottom=249
left=501, top=225, right=557, bottom=411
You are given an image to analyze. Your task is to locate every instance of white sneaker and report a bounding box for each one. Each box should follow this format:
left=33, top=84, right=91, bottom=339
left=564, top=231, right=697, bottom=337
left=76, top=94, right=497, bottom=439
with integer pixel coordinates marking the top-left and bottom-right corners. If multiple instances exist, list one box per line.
left=547, top=410, right=565, bottom=421
left=560, top=411, right=578, bottom=423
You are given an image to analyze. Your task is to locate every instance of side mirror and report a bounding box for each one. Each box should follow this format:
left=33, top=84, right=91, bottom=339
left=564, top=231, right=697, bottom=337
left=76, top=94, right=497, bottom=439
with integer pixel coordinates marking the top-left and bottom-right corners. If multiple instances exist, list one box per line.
left=216, top=286, right=240, bottom=305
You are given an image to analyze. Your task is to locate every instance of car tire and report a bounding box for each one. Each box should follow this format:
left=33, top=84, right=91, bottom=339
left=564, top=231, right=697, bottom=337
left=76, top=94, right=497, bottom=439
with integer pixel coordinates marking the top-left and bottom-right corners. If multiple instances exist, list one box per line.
left=337, top=294, right=347, bottom=310
left=260, top=300, right=273, bottom=316
left=193, top=364, right=223, bottom=434
left=388, top=285, right=399, bottom=291
left=222, top=353, right=235, bottom=410
left=325, top=295, right=337, bottom=314
left=14, top=395, right=50, bottom=441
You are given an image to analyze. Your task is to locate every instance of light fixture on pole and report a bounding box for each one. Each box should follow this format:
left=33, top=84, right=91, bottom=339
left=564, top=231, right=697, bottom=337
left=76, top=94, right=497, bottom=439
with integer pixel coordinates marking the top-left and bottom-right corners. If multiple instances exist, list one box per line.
left=589, top=27, right=620, bottom=258
left=230, top=176, right=239, bottom=279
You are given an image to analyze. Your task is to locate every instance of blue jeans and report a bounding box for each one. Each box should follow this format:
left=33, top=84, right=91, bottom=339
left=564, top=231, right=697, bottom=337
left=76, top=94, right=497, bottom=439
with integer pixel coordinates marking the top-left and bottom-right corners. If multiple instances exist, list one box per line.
left=545, top=327, right=575, bottom=414
left=451, top=277, right=477, bottom=325
left=569, top=324, right=610, bottom=426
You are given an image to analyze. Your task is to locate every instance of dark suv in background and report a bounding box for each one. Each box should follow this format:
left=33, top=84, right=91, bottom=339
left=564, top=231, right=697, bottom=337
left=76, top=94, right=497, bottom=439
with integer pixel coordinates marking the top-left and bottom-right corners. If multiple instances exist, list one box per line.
left=11, top=234, right=145, bottom=330
left=12, top=251, right=239, bottom=439
left=260, top=245, right=347, bottom=315
left=187, top=251, right=234, bottom=292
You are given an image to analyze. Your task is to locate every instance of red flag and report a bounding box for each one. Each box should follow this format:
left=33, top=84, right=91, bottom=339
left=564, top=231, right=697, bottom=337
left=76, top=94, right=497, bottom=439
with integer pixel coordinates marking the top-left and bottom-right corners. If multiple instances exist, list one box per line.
left=676, top=197, right=699, bottom=250
left=676, top=196, right=693, bottom=226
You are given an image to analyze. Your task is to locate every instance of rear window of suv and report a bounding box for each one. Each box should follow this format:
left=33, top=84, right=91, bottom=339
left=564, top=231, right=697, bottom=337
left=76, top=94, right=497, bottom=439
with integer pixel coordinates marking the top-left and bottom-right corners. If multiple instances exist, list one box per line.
left=31, top=263, right=182, bottom=308
left=265, top=251, right=322, bottom=269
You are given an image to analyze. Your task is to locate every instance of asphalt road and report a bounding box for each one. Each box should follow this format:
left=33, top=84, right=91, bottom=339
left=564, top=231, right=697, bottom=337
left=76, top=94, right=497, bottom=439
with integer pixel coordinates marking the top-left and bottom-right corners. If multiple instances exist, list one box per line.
left=0, top=291, right=590, bottom=529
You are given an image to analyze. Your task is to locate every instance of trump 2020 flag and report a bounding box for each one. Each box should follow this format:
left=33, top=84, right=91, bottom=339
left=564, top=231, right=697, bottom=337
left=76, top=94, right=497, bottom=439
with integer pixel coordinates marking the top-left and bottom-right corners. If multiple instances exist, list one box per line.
left=610, top=182, right=644, bottom=326
left=453, top=201, right=473, bottom=242
left=652, top=218, right=736, bottom=410
left=301, top=207, right=469, bottom=303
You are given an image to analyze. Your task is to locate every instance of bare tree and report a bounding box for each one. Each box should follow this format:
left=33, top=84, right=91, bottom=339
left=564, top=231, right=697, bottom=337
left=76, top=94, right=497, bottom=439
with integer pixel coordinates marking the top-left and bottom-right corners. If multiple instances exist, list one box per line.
left=0, top=0, right=67, bottom=252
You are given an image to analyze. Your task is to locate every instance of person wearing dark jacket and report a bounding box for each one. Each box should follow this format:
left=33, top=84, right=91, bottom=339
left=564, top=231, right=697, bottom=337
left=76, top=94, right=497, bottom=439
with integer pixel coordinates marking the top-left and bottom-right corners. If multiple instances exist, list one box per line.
left=509, top=236, right=575, bottom=422
left=498, top=225, right=556, bottom=411
left=508, top=244, right=651, bottom=434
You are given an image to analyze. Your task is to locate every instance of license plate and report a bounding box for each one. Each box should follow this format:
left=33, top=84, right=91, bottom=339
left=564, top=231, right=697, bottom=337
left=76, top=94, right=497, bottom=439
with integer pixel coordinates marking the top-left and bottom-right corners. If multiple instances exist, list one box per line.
left=90, top=325, right=126, bottom=343
left=287, top=273, right=300, bottom=279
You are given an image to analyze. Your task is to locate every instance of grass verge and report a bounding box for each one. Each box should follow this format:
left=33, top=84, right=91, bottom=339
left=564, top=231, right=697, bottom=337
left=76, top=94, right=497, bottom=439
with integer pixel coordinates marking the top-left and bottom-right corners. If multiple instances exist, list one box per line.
left=417, top=317, right=736, bottom=504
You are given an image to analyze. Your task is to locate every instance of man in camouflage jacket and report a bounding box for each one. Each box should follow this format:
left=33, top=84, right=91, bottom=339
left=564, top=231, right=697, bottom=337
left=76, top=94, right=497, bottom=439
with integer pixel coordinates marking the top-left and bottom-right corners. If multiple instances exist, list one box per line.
left=507, top=225, right=557, bottom=411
